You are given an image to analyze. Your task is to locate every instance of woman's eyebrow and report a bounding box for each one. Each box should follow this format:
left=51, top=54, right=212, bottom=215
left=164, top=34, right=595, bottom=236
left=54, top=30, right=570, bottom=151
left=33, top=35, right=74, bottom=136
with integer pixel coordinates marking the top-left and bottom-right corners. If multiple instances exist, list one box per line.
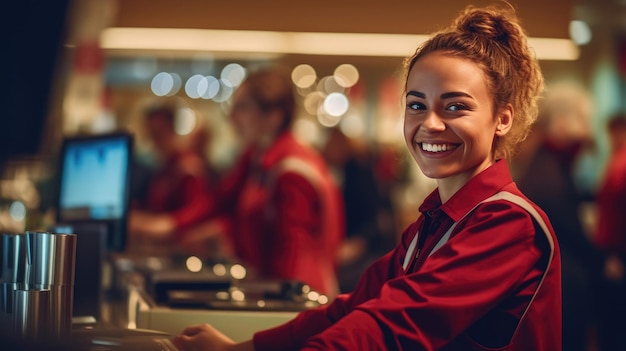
left=440, top=91, right=472, bottom=99
left=406, top=91, right=425, bottom=98
left=406, top=91, right=473, bottom=99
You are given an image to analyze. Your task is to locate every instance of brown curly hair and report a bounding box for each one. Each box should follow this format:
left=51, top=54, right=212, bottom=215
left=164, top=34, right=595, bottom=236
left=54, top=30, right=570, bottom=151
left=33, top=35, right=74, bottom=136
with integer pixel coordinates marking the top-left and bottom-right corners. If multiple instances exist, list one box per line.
left=404, top=3, right=544, bottom=159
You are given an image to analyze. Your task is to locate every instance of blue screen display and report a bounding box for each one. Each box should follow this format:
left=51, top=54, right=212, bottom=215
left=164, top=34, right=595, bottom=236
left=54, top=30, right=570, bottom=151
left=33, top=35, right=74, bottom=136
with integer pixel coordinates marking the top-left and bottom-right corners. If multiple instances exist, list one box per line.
left=59, top=136, right=130, bottom=221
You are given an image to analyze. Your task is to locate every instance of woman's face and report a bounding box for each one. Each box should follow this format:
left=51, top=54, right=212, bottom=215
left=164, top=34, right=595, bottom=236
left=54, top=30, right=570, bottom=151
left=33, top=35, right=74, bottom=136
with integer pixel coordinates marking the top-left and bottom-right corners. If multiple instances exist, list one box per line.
left=229, top=85, right=270, bottom=147
left=404, top=52, right=505, bottom=185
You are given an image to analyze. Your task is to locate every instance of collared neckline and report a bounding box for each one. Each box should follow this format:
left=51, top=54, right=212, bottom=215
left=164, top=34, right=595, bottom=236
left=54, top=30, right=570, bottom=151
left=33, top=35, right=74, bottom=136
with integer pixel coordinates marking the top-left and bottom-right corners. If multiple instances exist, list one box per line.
left=255, top=131, right=298, bottom=169
left=418, top=159, right=514, bottom=222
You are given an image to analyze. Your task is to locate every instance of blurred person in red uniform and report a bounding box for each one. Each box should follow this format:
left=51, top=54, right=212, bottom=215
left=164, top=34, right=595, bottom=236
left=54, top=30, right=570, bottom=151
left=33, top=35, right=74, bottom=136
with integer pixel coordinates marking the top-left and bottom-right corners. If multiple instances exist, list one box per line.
left=180, top=68, right=345, bottom=297
left=173, top=4, right=561, bottom=351
left=593, top=113, right=626, bottom=351
left=128, top=104, right=215, bottom=249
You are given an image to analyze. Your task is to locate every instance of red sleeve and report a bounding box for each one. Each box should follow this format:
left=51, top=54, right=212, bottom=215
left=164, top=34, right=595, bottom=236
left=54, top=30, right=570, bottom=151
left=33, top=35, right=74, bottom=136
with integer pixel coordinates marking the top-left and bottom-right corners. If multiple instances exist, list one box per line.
left=170, top=174, right=214, bottom=233
left=197, top=150, right=252, bottom=223
left=253, top=230, right=412, bottom=351
left=255, top=203, right=544, bottom=350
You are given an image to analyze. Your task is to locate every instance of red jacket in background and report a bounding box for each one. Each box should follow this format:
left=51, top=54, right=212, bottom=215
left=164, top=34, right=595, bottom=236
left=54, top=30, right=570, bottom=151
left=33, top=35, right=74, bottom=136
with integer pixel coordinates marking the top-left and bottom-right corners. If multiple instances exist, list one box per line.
left=594, top=146, right=626, bottom=254
left=141, top=149, right=214, bottom=235
left=253, top=160, right=562, bottom=351
left=213, top=131, right=345, bottom=296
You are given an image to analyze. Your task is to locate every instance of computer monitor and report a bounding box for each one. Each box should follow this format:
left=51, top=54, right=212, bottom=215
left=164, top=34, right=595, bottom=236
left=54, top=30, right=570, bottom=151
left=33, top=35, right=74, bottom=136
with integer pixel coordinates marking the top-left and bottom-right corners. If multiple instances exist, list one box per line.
left=56, top=133, right=133, bottom=252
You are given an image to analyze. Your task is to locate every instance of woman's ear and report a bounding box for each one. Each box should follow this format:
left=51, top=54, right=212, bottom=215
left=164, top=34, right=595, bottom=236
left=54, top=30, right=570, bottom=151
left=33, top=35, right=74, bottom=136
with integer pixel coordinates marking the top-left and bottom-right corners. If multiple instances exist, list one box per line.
left=495, top=104, right=514, bottom=136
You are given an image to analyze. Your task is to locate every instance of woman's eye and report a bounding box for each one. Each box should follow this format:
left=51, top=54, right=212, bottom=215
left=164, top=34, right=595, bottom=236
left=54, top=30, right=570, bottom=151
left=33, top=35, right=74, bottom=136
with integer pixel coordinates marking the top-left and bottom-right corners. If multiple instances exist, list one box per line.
left=446, top=103, right=468, bottom=111
left=407, top=102, right=426, bottom=110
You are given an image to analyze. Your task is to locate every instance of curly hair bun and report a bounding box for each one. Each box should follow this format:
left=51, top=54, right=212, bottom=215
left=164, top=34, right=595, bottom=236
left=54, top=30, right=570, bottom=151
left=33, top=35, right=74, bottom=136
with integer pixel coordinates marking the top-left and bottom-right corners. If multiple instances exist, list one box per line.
left=454, top=5, right=524, bottom=47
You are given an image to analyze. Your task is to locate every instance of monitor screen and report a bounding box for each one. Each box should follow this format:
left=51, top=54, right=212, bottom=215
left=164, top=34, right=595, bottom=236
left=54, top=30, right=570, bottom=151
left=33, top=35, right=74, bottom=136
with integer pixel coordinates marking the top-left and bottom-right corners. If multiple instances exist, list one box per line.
left=56, top=133, right=133, bottom=252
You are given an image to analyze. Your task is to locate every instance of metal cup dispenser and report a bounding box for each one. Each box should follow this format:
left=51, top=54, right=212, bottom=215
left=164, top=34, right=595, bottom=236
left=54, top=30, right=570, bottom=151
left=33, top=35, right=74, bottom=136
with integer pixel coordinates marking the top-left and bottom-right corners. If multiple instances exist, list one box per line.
left=0, top=231, right=76, bottom=340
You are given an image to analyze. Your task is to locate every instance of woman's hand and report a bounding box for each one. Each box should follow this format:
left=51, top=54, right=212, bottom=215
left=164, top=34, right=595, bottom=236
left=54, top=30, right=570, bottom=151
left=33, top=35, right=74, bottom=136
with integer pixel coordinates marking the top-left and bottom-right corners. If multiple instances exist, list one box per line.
left=172, top=324, right=254, bottom=351
left=128, top=209, right=176, bottom=239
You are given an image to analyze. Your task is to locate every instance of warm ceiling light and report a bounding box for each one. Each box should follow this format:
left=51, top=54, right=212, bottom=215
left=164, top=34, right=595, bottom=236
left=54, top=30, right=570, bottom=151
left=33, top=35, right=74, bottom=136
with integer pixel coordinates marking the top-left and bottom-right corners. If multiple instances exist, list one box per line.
left=100, top=28, right=580, bottom=61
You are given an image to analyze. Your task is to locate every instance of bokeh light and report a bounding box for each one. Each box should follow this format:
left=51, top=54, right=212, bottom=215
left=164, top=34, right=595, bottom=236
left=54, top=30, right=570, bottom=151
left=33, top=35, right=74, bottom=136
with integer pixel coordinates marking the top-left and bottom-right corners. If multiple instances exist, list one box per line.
left=151, top=72, right=174, bottom=96
left=307, top=291, right=321, bottom=301
left=185, top=74, right=205, bottom=99
left=213, top=264, right=227, bottom=276
left=166, top=73, right=182, bottom=96
left=201, top=76, right=220, bottom=99
left=212, top=80, right=234, bottom=102
left=231, top=289, right=246, bottom=302
left=185, top=256, right=203, bottom=272
left=293, top=118, right=322, bottom=146
left=175, top=107, right=196, bottom=135
left=230, top=264, right=247, bottom=279
left=569, top=20, right=592, bottom=46
left=317, top=76, right=344, bottom=94
left=291, top=64, right=317, bottom=89
left=340, top=112, right=366, bottom=139
left=333, top=64, right=359, bottom=88
left=317, top=108, right=342, bottom=127
left=9, top=201, right=26, bottom=221
left=221, top=63, right=246, bottom=87
left=323, top=92, right=349, bottom=117
left=304, top=91, right=325, bottom=115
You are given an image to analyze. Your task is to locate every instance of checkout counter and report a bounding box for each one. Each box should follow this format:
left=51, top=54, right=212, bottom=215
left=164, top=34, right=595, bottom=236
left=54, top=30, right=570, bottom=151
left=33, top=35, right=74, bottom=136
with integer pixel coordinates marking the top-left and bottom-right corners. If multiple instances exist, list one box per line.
left=107, top=253, right=324, bottom=342
left=0, top=235, right=323, bottom=350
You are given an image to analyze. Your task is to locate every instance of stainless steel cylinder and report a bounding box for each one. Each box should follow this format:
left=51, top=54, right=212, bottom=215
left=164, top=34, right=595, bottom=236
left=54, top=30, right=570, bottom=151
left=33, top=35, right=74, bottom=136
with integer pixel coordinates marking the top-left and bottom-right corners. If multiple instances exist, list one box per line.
left=48, top=233, right=77, bottom=338
left=23, top=231, right=77, bottom=338
left=13, top=288, right=50, bottom=339
left=24, top=231, right=54, bottom=289
left=1, top=233, right=26, bottom=329
left=2, top=232, right=26, bottom=284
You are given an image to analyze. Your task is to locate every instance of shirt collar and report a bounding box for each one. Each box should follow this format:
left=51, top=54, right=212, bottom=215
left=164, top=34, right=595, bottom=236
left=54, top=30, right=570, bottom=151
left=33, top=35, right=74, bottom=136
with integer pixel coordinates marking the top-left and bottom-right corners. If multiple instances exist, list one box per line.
left=418, top=159, right=514, bottom=222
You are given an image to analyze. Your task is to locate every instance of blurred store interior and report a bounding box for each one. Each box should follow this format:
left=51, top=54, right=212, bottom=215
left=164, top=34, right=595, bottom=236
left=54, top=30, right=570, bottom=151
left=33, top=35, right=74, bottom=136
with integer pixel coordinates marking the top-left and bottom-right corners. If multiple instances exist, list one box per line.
left=0, top=0, right=625, bottom=347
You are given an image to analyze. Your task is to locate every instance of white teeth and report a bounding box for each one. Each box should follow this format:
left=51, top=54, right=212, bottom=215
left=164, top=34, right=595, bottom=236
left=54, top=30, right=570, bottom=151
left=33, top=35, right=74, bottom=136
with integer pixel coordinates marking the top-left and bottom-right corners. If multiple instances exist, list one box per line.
left=421, top=143, right=455, bottom=152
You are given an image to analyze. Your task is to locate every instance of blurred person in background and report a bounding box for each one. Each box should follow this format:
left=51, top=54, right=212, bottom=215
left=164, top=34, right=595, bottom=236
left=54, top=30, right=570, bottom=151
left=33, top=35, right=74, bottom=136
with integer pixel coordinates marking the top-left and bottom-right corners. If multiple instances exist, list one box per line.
left=592, top=113, right=626, bottom=351
left=514, top=83, right=602, bottom=351
left=322, top=127, right=396, bottom=293
left=174, top=4, right=561, bottom=350
left=128, top=104, right=216, bottom=253
left=180, top=68, right=345, bottom=297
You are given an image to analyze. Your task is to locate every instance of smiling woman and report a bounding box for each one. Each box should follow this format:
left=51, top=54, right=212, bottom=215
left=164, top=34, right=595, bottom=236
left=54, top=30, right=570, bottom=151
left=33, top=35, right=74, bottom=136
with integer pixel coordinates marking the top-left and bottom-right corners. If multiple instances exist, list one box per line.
left=172, top=4, right=562, bottom=351
left=403, top=53, right=513, bottom=201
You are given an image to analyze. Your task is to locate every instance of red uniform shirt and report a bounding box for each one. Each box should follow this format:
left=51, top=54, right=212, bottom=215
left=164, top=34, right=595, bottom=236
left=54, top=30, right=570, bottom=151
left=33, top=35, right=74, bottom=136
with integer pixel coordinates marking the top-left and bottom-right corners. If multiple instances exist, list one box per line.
left=594, top=146, right=626, bottom=254
left=254, top=159, right=561, bottom=351
left=213, top=132, right=345, bottom=296
left=142, top=149, right=214, bottom=235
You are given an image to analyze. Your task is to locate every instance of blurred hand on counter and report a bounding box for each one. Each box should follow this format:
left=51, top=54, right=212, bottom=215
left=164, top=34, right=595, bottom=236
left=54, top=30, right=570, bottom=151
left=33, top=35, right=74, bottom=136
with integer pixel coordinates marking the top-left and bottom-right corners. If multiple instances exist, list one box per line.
left=128, top=209, right=176, bottom=240
left=177, top=219, right=233, bottom=258
left=173, top=323, right=254, bottom=351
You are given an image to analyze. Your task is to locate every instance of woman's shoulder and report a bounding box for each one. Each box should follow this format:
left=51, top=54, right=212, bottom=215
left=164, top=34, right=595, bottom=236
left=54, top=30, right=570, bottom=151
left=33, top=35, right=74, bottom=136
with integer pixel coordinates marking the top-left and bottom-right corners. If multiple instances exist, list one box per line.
left=466, top=188, right=555, bottom=239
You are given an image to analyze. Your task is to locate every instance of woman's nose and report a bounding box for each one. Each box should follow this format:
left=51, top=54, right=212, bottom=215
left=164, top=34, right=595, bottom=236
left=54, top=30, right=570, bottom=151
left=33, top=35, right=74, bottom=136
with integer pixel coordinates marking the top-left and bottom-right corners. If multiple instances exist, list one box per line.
left=421, top=110, right=446, bottom=131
